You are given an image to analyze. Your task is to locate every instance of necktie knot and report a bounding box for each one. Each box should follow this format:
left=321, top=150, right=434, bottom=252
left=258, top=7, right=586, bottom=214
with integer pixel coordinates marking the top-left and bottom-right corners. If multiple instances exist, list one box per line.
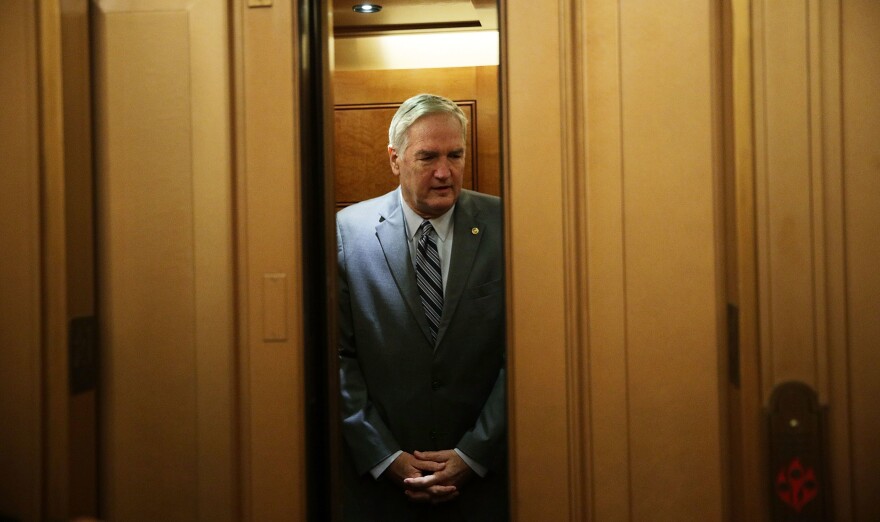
left=418, top=220, right=435, bottom=239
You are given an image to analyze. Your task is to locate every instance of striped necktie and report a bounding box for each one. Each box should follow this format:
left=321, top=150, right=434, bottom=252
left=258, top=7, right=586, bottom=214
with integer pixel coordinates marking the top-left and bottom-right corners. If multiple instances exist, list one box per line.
left=415, top=220, right=443, bottom=344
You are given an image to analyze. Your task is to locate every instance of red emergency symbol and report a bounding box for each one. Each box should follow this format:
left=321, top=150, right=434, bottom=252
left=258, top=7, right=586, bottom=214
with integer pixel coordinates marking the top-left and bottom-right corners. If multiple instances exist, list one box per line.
left=776, top=457, right=818, bottom=512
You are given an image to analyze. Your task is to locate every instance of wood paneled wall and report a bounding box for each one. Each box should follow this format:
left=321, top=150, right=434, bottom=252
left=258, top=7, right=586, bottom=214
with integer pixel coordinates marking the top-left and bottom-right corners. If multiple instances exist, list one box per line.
left=2, top=2, right=98, bottom=519
left=234, top=0, right=307, bottom=519
left=505, top=1, right=729, bottom=520
left=749, top=0, right=842, bottom=518
left=0, top=2, right=43, bottom=520
left=92, top=1, right=236, bottom=519
left=842, top=3, right=880, bottom=518
left=61, top=0, right=99, bottom=516
left=2, top=1, right=877, bottom=520
left=741, top=1, right=880, bottom=520
left=88, top=0, right=309, bottom=519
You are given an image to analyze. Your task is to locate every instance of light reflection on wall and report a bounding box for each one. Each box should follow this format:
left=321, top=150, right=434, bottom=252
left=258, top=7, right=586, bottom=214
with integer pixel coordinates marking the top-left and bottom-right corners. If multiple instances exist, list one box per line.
left=333, top=30, right=499, bottom=71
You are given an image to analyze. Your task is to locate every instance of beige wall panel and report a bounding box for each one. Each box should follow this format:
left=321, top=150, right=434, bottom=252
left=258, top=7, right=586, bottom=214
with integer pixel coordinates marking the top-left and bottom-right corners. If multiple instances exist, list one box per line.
left=185, top=4, right=236, bottom=519
left=618, top=2, right=726, bottom=520
left=813, top=1, right=853, bottom=519
left=237, top=1, right=306, bottom=519
left=583, top=1, right=632, bottom=519
left=729, top=0, right=769, bottom=518
left=38, top=1, right=73, bottom=516
left=0, top=2, right=43, bottom=520
left=506, top=1, right=728, bottom=519
left=753, top=0, right=819, bottom=393
left=62, top=0, right=95, bottom=318
left=93, top=1, right=235, bottom=520
left=61, top=0, right=99, bottom=515
left=842, top=2, right=880, bottom=519
left=505, top=1, right=572, bottom=520
left=746, top=1, right=880, bottom=519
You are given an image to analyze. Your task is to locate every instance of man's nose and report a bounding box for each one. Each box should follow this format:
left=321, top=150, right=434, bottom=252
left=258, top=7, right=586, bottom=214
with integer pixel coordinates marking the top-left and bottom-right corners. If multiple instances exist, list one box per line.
left=434, top=159, right=453, bottom=178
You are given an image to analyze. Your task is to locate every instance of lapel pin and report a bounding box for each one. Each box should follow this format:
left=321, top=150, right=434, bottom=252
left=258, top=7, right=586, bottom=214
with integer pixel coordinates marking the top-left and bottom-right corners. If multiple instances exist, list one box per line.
left=471, top=227, right=480, bottom=235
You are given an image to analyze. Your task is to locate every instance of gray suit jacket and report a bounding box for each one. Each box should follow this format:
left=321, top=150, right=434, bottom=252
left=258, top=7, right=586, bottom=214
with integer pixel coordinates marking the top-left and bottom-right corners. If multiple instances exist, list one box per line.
left=337, top=189, right=507, bottom=521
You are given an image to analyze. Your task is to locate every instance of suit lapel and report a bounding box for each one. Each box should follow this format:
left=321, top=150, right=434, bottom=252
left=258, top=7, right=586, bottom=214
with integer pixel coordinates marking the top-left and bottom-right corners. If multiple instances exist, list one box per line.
left=435, top=192, right=484, bottom=347
left=375, top=193, right=434, bottom=345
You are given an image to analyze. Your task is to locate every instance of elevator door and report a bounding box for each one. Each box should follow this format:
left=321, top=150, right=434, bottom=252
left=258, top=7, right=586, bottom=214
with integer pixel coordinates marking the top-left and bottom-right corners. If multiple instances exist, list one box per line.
left=91, top=1, right=237, bottom=520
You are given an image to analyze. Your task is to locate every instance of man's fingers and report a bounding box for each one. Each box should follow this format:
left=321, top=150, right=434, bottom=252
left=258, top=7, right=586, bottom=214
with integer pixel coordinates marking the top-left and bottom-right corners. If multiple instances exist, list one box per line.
left=403, top=473, right=441, bottom=489
left=427, top=485, right=457, bottom=496
left=410, top=458, right=445, bottom=474
left=413, top=450, right=446, bottom=462
left=404, top=485, right=457, bottom=503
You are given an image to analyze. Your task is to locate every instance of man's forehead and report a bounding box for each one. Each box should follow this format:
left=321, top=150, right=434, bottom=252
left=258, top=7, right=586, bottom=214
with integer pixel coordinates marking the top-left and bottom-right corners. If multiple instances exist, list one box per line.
left=412, top=145, right=465, bottom=154
left=409, top=113, right=463, bottom=132
left=408, top=120, right=464, bottom=142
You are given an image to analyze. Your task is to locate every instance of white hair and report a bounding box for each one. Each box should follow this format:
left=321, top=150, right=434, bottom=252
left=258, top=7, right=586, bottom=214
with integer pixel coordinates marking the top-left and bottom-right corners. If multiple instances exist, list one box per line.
left=388, top=93, right=468, bottom=154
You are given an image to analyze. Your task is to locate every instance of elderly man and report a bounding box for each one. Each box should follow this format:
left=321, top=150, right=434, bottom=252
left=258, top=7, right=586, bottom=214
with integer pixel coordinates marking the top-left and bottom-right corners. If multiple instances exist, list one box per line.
left=337, top=93, right=507, bottom=521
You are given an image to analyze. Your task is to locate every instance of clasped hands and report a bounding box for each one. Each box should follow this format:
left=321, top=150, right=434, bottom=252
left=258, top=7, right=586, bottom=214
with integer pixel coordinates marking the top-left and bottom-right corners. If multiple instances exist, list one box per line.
left=385, top=449, right=474, bottom=505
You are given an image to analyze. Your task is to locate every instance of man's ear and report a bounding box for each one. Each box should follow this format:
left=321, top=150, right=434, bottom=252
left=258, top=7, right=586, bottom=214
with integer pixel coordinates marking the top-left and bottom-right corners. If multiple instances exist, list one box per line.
left=388, top=146, right=400, bottom=176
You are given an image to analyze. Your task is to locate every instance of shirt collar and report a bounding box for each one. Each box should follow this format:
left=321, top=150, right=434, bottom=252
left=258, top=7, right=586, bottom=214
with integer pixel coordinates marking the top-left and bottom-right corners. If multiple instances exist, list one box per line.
left=398, top=187, right=455, bottom=243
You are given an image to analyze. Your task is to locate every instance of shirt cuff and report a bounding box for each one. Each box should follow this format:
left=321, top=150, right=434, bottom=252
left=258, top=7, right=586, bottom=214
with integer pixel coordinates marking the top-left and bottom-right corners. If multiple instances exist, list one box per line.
left=369, top=450, right=403, bottom=480
left=454, top=448, right=488, bottom=478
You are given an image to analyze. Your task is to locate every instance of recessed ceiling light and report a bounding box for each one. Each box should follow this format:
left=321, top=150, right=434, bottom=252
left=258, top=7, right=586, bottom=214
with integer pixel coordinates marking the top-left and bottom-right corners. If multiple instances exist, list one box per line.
left=352, top=3, right=382, bottom=13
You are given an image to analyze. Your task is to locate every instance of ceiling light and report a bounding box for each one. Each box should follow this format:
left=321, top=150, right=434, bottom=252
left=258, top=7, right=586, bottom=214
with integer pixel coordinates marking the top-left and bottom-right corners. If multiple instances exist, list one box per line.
left=352, top=3, right=382, bottom=13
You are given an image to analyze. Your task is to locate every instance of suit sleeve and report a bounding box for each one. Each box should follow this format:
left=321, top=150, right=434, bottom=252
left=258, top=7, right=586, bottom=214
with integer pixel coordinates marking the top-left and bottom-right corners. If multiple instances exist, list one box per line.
left=456, top=366, right=506, bottom=470
left=337, top=219, right=401, bottom=476
left=455, top=198, right=507, bottom=471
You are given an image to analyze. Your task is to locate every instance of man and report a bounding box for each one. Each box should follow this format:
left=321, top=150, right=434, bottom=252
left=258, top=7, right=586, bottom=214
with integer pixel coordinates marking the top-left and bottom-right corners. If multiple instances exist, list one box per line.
left=337, top=93, right=507, bottom=521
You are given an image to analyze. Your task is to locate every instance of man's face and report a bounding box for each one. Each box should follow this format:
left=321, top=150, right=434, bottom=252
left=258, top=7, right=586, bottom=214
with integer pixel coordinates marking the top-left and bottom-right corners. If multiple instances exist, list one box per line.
left=389, top=113, right=465, bottom=219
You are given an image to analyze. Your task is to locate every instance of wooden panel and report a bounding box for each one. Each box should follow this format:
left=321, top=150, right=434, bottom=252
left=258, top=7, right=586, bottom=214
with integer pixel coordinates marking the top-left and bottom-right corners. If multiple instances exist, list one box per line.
left=235, top=0, right=307, bottom=519
left=505, top=0, right=571, bottom=518
left=753, top=0, right=820, bottom=395
left=61, top=0, right=98, bottom=516
left=334, top=102, right=476, bottom=208
left=39, top=0, right=72, bottom=518
left=506, top=0, right=728, bottom=520
left=619, top=2, right=727, bottom=520
left=475, top=65, right=501, bottom=196
left=815, top=1, right=851, bottom=517
left=0, top=1, right=43, bottom=520
left=842, top=2, right=880, bottom=520
left=93, top=1, right=235, bottom=520
left=583, top=1, right=631, bottom=519
left=751, top=1, right=853, bottom=519
left=728, top=0, right=768, bottom=518
left=746, top=1, right=875, bottom=519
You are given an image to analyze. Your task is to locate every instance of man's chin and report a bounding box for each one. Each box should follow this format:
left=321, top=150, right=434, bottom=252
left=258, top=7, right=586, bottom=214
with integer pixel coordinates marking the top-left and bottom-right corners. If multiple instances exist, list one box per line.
left=420, top=198, right=456, bottom=218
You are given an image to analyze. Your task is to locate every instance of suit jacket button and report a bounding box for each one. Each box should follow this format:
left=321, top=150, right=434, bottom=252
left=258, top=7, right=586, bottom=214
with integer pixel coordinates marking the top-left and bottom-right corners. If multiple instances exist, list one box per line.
left=431, top=380, right=441, bottom=390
